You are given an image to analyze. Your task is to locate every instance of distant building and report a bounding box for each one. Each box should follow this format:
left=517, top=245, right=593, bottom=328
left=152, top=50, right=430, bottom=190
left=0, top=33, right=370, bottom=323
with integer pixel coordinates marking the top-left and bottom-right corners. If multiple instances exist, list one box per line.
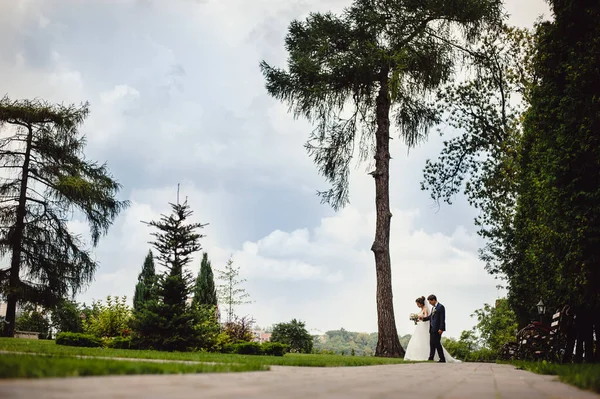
left=251, top=329, right=272, bottom=343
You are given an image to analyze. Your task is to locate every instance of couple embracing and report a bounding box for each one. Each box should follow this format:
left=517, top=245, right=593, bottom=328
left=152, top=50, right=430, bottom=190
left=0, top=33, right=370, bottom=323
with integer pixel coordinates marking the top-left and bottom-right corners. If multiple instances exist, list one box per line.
left=404, top=294, right=460, bottom=363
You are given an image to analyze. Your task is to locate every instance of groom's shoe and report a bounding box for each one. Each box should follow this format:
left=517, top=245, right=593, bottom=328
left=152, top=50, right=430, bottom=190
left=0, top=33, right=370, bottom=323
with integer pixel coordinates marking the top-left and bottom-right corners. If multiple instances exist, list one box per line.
left=427, top=358, right=434, bottom=361
left=438, top=359, right=446, bottom=363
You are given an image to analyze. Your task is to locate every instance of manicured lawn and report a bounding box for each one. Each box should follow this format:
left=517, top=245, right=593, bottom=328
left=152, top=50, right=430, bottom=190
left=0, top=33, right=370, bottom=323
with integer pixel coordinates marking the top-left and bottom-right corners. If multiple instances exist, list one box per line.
left=511, top=361, right=600, bottom=393
left=0, top=338, right=408, bottom=368
left=0, top=353, right=267, bottom=379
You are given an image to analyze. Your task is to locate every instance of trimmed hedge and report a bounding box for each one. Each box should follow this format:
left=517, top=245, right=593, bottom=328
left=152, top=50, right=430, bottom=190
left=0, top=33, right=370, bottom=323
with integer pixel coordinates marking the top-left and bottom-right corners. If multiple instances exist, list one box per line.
left=103, top=336, right=132, bottom=349
left=56, top=332, right=102, bottom=348
left=261, top=342, right=288, bottom=356
left=233, top=342, right=262, bottom=355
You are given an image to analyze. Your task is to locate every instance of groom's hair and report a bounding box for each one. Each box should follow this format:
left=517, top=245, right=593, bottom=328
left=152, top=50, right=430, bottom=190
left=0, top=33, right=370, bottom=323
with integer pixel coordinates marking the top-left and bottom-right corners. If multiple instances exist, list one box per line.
left=427, top=294, right=437, bottom=301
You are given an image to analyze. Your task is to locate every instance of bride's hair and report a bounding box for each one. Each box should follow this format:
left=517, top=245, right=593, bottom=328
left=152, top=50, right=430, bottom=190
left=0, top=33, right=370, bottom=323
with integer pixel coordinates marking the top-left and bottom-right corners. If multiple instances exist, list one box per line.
left=415, top=296, right=426, bottom=306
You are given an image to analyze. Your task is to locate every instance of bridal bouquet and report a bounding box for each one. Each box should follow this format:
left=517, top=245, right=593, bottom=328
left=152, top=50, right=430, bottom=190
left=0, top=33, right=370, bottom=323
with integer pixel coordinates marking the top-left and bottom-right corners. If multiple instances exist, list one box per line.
left=409, top=313, right=419, bottom=325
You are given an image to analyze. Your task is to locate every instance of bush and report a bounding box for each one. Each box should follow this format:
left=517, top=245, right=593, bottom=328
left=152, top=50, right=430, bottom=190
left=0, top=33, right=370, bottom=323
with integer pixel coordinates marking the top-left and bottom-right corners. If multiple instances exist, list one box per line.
left=221, top=316, right=255, bottom=344
left=233, top=342, right=262, bottom=355
left=83, top=296, right=132, bottom=338
left=15, top=307, right=51, bottom=339
left=261, top=342, right=288, bottom=356
left=103, top=336, right=132, bottom=349
left=467, top=348, right=497, bottom=362
left=56, top=332, right=102, bottom=348
left=271, top=319, right=314, bottom=353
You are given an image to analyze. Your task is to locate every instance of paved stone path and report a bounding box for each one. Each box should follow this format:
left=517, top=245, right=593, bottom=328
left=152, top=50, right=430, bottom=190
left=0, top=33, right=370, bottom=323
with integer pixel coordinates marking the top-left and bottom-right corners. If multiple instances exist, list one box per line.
left=0, top=362, right=598, bottom=399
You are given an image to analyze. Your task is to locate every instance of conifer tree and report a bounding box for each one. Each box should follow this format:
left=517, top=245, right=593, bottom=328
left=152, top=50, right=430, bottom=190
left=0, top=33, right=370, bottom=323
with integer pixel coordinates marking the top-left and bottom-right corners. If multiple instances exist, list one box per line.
left=132, top=188, right=216, bottom=351
left=133, top=251, right=157, bottom=311
left=260, top=0, right=502, bottom=356
left=192, top=252, right=218, bottom=308
left=0, top=97, right=128, bottom=337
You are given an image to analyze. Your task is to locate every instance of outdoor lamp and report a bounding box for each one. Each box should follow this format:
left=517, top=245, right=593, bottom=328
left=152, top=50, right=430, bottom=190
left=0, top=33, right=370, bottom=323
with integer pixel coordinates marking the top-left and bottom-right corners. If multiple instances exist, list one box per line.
left=536, top=299, right=546, bottom=315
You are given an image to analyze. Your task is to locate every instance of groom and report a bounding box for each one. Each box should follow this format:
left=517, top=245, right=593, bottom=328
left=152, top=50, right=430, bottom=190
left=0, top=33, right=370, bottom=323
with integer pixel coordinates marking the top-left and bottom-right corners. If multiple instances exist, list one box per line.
left=419, top=294, right=446, bottom=363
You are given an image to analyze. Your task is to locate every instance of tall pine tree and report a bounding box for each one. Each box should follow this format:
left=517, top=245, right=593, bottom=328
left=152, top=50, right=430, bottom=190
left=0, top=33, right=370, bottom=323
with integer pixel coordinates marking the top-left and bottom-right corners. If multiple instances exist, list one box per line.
left=192, top=252, right=218, bottom=308
left=0, top=97, right=128, bottom=337
left=133, top=251, right=156, bottom=311
left=260, top=0, right=502, bottom=357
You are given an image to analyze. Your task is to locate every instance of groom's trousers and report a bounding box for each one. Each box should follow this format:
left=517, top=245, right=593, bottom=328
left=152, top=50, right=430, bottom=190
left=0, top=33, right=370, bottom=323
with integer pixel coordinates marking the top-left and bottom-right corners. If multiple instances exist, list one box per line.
left=429, top=332, right=445, bottom=361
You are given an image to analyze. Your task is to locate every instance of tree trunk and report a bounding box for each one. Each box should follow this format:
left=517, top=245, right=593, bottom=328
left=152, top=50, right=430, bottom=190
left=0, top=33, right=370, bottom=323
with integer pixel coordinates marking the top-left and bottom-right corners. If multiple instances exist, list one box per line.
left=372, top=70, right=404, bottom=358
left=2, top=124, right=33, bottom=337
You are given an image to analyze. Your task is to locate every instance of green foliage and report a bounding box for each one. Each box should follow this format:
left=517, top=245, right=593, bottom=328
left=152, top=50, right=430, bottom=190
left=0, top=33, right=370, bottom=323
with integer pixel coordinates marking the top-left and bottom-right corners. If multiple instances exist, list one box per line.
left=103, top=336, right=132, bottom=349
left=271, top=319, right=314, bottom=354
left=216, top=257, right=251, bottom=323
left=261, top=342, right=289, bottom=357
left=0, top=97, right=129, bottom=337
left=233, top=341, right=262, bottom=355
left=15, top=307, right=51, bottom=339
left=83, top=296, right=132, bottom=338
left=472, top=299, right=518, bottom=352
left=51, top=300, right=84, bottom=334
left=56, top=332, right=103, bottom=348
left=221, top=315, right=255, bottom=344
left=133, top=251, right=157, bottom=311
left=192, top=252, right=218, bottom=308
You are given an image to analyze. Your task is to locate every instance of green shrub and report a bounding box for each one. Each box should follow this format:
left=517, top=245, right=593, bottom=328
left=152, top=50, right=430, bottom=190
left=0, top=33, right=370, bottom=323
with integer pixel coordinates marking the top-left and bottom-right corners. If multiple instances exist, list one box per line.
left=261, top=342, right=288, bottom=356
left=467, top=348, right=497, bottom=362
left=233, top=341, right=262, bottom=355
left=83, top=296, right=132, bottom=338
left=56, top=332, right=102, bottom=348
left=103, top=336, right=132, bottom=349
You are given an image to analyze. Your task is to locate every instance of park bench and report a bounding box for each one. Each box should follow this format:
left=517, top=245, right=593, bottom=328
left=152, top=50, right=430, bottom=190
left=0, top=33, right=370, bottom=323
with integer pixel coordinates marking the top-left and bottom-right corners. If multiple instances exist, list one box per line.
left=499, top=341, right=518, bottom=361
left=14, top=330, right=40, bottom=339
left=514, top=305, right=573, bottom=362
left=546, top=305, right=574, bottom=363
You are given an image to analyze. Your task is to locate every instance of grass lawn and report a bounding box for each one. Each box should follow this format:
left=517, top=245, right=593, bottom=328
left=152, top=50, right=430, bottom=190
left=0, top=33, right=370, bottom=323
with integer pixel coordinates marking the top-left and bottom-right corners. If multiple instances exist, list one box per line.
left=511, top=361, right=600, bottom=394
left=0, top=338, right=408, bottom=370
left=0, top=353, right=266, bottom=379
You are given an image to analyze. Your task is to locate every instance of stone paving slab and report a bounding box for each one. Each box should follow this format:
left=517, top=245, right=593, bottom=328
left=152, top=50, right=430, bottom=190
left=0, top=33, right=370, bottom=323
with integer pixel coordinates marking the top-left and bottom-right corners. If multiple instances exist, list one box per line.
left=0, top=362, right=597, bottom=399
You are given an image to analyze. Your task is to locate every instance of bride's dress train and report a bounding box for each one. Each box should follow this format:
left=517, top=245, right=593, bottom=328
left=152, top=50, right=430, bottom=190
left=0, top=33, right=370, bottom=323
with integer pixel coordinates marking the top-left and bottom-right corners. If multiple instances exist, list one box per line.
left=404, top=308, right=461, bottom=363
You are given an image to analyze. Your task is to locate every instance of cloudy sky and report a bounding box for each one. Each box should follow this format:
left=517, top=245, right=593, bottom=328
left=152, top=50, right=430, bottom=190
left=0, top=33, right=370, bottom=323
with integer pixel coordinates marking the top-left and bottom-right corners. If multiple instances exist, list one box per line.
left=2, top=0, right=550, bottom=338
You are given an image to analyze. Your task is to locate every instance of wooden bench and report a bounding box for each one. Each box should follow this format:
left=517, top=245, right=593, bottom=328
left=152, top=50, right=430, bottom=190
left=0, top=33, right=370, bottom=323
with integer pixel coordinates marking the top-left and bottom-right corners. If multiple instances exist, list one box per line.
left=516, top=322, right=551, bottom=360
left=499, top=341, right=518, bottom=361
left=546, top=305, right=574, bottom=363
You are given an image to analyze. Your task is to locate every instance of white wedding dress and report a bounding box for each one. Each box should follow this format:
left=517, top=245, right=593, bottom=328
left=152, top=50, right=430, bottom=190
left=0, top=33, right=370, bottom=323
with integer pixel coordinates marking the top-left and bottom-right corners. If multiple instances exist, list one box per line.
left=404, top=306, right=461, bottom=363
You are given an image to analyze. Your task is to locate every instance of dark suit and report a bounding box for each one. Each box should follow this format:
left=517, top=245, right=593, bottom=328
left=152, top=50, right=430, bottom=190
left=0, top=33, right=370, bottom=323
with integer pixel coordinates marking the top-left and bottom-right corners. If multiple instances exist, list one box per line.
left=422, top=303, right=446, bottom=361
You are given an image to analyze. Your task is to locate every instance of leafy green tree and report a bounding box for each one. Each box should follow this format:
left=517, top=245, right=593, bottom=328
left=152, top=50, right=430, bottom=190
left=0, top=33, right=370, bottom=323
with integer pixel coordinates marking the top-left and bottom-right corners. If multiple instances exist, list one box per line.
left=471, top=299, right=518, bottom=352
left=51, top=299, right=84, bottom=334
left=83, top=296, right=132, bottom=338
left=133, top=251, right=157, bottom=311
left=0, top=97, right=128, bottom=337
left=260, top=0, right=502, bottom=357
left=271, top=319, right=313, bottom=353
left=512, top=0, right=600, bottom=362
left=132, top=192, right=215, bottom=351
left=193, top=252, right=218, bottom=308
left=15, top=306, right=51, bottom=339
left=216, top=257, right=251, bottom=323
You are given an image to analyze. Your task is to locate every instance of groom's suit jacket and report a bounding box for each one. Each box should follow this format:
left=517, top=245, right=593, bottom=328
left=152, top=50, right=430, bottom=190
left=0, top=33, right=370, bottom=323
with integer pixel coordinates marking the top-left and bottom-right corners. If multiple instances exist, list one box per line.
left=423, top=303, right=446, bottom=334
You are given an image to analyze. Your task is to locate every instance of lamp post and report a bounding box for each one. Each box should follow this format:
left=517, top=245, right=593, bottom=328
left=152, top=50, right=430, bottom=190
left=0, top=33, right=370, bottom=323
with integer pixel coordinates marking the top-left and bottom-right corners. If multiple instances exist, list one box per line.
left=537, top=298, right=546, bottom=323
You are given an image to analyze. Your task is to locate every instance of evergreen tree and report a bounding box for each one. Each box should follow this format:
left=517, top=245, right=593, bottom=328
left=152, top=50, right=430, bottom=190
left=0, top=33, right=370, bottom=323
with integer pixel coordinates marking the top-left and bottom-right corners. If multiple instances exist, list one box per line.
left=0, top=97, right=128, bottom=337
left=192, top=252, right=218, bottom=308
left=133, top=251, right=157, bottom=311
left=260, top=0, right=502, bottom=357
left=216, top=257, right=251, bottom=323
left=132, top=189, right=216, bottom=351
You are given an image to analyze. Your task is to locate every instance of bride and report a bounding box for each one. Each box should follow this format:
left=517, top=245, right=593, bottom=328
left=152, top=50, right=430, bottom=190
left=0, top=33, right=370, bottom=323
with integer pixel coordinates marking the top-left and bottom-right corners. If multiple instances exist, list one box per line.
left=404, top=296, right=461, bottom=362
